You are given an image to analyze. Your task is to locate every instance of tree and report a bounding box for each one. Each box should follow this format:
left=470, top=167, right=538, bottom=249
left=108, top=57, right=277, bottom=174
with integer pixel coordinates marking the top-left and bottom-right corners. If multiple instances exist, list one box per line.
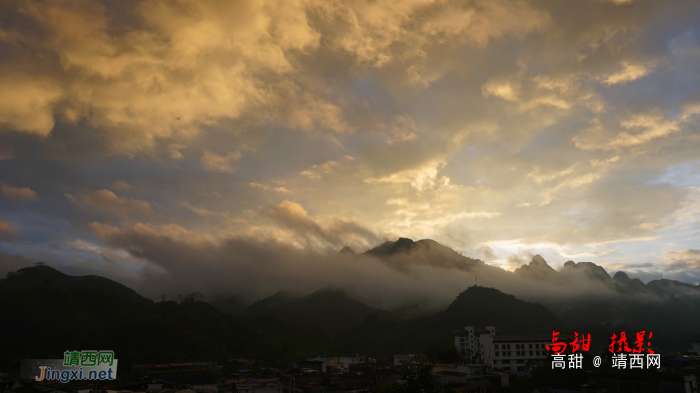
left=378, top=356, right=454, bottom=393
left=423, top=340, right=463, bottom=363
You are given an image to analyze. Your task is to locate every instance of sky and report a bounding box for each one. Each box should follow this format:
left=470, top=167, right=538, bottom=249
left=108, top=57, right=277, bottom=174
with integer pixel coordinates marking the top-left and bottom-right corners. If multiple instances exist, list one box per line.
left=1, top=0, right=700, bottom=302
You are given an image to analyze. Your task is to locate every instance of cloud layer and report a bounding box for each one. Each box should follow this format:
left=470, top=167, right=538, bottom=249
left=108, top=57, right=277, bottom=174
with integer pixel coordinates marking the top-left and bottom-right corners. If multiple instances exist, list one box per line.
left=0, top=0, right=699, bottom=302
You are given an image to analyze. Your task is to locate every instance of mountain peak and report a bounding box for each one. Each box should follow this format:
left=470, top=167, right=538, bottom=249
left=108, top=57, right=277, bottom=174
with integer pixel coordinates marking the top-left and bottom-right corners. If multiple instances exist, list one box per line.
left=1, top=264, right=151, bottom=303
left=531, top=254, right=548, bottom=265
left=647, top=278, right=700, bottom=297
left=513, top=255, right=557, bottom=280
left=362, top=237, right=486, bottom=272
left=310, top=286, right=350, bottom=297
left=248, top=287, right=395, bottom=332
left=610, top=271, right=648, bottom=294
left=394, top=237, right=415, bottom=249
left=560, top=261, right=611, bottom=283
left=443, top=286, right=567, bottom=334
left=364, top=237, right=416, bottom=258
left=242, top=290, right=300, bottom=317
left=339, top=246, right=355, bottom=254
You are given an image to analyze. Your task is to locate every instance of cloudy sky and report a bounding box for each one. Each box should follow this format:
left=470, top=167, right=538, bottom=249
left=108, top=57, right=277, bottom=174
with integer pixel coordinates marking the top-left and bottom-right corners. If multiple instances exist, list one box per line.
left=1, top=0, right=700, bottom=300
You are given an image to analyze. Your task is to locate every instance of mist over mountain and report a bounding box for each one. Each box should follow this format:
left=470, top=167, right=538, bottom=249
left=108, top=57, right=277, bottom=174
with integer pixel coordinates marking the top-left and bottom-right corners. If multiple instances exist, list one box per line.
left=2, top=257, right=700, bottom=368
left=0, top=269, right=330, bottom=374
left=4, top=237, right=700, bottom=356
left=611, top=271, right=648, bottom=294
left=0, top=264, right=568, bottom=373
left=243, top=290, right=301, bottom=317
left=210, top=294, right=247, bottom=316
left=364, top=237, right=488, bottom=273
left=339, top=285, right=568, bottom=357
left=511, top=253, right=700, bottom=300
left=507, top=254, right=700, bottom=352
left=513, top=255, right=557, bottom=281
left=7, top=237, right=700, bottom=313
left=243, top=288, right=396, bottom=333
left=53, top=222, right=698, bottom=319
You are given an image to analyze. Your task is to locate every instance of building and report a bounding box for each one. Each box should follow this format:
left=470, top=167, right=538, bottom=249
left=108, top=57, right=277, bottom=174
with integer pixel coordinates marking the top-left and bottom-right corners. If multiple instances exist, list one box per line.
left=233, top=380, right=284, bottom=393
left=296, top=361, right=326, bottom=373
left=374, top=369, right=398, bottom=390
left=280, top=372, right=374, bottom=393
left=455, top=379, right=493, bottom=393
left=432, top=364, right=491, bottom=380
left=192, top=384, right=218, bottom=393
left=454, top=326, right=566, bottom=373
left=393, top=355, right=415, bottom=366
left=305, top=356, right=338, bottom=370
left=454, top=326, right=496, bottom=363
left=131, top=363, right=224, bottom=384
left=280, top=372, right=323, bottom=392
left=686, top=341, right=700, bottom=356
left=659, top=374, right=698, bottom=393
left=338, top=356, right=364, bottom=370
left=118, top=379, right=177, bottom=391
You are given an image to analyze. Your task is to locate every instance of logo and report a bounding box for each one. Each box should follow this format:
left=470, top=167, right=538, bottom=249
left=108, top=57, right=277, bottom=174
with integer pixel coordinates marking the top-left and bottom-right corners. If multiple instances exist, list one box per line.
left=20, top=351, right=118, bottom=383
left=546, top=331, right=660, bottom=370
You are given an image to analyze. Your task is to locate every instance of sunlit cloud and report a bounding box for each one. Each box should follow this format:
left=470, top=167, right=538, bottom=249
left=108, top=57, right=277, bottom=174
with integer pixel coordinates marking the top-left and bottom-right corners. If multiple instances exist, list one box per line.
left=603, top=61, right=654, bottom=86
left=65, top=189, right=158, bottom=220
left=366, top=160, right=449, bottom=192
left=2, top=184, right=37, bottom=201
left=0, top=0, right=699, bottom=299
left=0, top=219, right=17, bottom=240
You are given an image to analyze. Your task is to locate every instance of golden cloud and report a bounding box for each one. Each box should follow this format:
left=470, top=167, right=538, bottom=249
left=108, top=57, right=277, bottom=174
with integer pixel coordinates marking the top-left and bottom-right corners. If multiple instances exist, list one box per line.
left=0, top=219, right=17, bottom=239
left=66, top=189, right=157, bottom=219
left=2, top=184, right=37, bottom=200
left=0, top=0, right=340, bottom=151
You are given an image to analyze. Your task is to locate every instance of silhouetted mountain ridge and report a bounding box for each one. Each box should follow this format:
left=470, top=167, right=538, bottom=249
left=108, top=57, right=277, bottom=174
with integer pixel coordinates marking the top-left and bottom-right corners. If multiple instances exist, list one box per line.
left=243, top=290, right=301, bottom=317
left=0, top=264, right=151, bottom=304
left=514, top=254, right=700, bottom=297
left=363, top=237, right=488, bottom=272
left=438, top=286, right=568, bottom=334
left=211, top=294, right=247, bottom=316
left=0, top=282, right=332, bottom=374
left=247, top=287, right=396, bottom=333
left=339, top=285, right=568, bottom=357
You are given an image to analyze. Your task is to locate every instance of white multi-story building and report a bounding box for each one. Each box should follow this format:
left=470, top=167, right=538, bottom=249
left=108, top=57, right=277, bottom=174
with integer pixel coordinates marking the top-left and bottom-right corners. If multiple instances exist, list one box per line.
left=453, top=326, right=496, bottom=363
left=454, top=326, right=565, bottom=373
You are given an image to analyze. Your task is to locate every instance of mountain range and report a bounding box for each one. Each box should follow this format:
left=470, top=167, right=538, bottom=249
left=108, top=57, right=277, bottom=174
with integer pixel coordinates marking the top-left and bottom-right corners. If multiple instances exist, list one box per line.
left=2, top=237, right=700, bottom=374
left=0, top=263, right=150, bottom=303
left=0, top=261, right=567, bottom=374
left=363, top=237, right=488, bottom=273
left=241, top=288, right=396, bottom=332
left=513, top=254, right=700, bottom=297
